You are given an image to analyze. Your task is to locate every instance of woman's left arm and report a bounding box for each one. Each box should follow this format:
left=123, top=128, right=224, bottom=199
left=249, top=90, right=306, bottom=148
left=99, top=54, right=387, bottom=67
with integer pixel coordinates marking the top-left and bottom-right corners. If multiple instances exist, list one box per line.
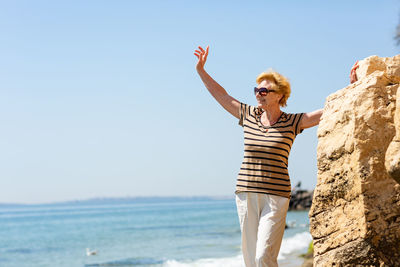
left=298, top=62, right=357, bottom=131
left=299, top=109, right=323, bottom=130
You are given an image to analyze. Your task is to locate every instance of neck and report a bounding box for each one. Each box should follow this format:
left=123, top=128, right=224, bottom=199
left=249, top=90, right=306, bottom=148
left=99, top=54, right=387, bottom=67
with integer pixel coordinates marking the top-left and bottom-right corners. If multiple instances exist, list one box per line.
left=260, top=104, right=281, bottom=119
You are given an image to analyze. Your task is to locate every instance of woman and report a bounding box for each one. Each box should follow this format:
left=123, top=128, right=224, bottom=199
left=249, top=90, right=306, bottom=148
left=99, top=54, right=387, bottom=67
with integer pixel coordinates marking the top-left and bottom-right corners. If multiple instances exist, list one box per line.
left=194, top=45, right=322, bottom=267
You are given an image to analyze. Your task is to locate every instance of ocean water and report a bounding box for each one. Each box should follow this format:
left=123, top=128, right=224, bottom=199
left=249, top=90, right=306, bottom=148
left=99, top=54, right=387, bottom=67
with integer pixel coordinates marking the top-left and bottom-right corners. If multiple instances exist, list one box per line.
left=0, top=198, right=311, bottom=267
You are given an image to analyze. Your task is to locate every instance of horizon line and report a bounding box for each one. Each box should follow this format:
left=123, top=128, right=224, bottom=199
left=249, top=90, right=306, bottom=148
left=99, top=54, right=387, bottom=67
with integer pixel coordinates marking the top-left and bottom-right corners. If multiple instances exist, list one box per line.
left=0, top=195, right=237, bottom=206
left=0, top=188, right=314, bottom=206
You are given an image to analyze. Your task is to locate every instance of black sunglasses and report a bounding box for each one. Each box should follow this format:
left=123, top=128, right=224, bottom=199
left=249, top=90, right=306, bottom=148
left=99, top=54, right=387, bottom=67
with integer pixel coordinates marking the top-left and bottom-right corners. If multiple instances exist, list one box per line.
left=254, top=87, right=276, bottom=96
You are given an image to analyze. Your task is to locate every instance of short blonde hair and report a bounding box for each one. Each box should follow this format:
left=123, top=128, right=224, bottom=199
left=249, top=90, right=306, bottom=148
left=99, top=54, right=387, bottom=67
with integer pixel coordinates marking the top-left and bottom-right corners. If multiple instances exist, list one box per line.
left=256, top=70, right=291, bottom=107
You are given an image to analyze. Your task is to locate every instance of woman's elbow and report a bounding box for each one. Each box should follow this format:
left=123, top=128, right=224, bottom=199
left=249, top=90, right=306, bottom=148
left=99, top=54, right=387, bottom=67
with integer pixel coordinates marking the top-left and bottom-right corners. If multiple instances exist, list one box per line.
left=301, top=109, right=323, bottom=129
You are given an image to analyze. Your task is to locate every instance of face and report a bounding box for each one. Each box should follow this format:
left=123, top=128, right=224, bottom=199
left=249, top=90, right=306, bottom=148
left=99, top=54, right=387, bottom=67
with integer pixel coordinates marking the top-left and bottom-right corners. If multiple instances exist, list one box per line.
left=255, top=80, right=283, bottom=108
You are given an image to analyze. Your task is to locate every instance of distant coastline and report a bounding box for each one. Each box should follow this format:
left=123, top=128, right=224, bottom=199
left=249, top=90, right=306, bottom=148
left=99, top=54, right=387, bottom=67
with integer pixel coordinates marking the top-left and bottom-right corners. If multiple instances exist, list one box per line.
left=0, top=187, right=315, bottom=208
left=0, top=195, right=236, bottom=207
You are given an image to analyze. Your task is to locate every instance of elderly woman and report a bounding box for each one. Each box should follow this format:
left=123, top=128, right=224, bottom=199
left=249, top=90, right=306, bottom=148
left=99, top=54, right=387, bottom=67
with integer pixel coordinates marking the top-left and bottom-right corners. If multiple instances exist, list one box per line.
left=194, top=45, right=323, bottom=267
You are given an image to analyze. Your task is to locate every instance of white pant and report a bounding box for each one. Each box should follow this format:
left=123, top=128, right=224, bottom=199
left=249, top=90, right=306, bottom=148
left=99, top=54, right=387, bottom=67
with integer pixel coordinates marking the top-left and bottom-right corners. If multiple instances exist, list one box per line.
left=235, top=192, right=290, bottom=267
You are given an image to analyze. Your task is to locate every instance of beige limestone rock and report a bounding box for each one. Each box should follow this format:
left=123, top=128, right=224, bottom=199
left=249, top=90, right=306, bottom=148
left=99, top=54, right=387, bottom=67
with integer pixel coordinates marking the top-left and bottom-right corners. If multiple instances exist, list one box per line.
left=310, top=55, right=400, bottom=266
left=385, top=84, right=400, bottom=184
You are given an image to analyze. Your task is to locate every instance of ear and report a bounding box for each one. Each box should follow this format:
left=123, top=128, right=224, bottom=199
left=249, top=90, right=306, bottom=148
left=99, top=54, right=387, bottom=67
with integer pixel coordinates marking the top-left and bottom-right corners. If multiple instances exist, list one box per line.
left=277, top=94, right=284, bottom=105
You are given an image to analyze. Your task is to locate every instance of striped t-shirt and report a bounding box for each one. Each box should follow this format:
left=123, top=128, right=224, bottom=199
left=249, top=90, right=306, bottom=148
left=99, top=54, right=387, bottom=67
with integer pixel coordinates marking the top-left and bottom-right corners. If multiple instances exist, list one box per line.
left=236, top=103, right=304, bottom=199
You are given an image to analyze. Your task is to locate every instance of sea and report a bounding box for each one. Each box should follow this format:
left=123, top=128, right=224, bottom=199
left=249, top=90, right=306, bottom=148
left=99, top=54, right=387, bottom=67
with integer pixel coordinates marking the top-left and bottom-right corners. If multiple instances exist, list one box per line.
left=0, top=197, right=312, bottom=267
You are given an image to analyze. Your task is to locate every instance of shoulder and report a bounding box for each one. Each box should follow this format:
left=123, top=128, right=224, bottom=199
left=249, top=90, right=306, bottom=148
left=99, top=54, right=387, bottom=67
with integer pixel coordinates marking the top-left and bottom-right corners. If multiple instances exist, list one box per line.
left=240, top=103, right=259, bottom=115
left=282, top=112, right=304, bottom=123
left=284, top=112, right=304, bottom=117
left=239, top=103, right=259, bottom=126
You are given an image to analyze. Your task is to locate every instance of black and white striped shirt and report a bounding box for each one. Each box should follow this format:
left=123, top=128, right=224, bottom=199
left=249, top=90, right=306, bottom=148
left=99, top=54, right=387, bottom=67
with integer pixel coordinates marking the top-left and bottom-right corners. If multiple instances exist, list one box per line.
left=236, top=103, right=304, bottom=199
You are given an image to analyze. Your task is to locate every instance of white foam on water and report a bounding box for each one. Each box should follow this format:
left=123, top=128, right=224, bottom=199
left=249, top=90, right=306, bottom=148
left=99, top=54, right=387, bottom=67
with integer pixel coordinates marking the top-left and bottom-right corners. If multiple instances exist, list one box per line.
left=163, top=231, right=311, bottom=266
left=163, top=254, right=243, bottom=267
left=278, top=231, right=312, bottom=259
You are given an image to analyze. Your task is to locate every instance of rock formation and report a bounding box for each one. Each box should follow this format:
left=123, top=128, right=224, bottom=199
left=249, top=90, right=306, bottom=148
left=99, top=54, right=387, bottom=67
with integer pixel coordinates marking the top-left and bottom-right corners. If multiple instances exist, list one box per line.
left=309, top=55, right=400, bottom=266
left=289, top=188, right=313, bottom=211
left=385, top=81, right=400, bottom=184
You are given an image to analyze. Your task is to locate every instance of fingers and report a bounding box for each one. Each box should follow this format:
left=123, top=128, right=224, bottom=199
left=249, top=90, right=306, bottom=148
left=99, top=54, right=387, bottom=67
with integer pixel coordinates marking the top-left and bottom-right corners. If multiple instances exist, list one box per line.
left=194, top=45, right=210, bottom=62
left=194, top=48, right=203, bottom=59
left=351, top=60, right=359, bottom=71
left=194, top=45, right=209, bottom=71
left=194, top=52, right=203, bottom=61
left=204, top=46, right=209, bottom=61
left=194, top=48, right=205, bottom=57
left=350, top=65, right=358, bottom=84
left=349, top=60, right=359, bottom=83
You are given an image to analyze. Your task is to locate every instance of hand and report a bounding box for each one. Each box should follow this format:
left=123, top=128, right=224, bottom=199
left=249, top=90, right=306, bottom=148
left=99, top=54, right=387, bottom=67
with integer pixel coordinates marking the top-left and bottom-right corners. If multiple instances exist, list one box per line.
left=350, top=60, right=359, bottom=84
left=194, top=45, right=209, bottom=72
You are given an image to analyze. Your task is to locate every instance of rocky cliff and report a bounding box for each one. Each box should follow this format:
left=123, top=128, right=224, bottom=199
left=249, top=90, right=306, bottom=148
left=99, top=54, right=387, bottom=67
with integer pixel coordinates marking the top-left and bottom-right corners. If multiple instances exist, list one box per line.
left=309, top=55, right=400, bottom=266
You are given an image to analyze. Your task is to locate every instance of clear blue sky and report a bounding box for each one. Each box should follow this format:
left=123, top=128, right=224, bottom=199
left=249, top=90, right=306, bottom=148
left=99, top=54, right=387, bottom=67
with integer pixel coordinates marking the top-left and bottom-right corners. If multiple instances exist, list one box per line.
left=1, top=0, right=398, bottom=204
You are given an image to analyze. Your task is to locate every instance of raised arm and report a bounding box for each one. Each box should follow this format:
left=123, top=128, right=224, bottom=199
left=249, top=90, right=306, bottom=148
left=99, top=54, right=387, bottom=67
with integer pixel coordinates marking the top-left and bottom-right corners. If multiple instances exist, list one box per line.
left=299, top=109, right=323, bottom=130
left=194, top=46, right=241, bottom=119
